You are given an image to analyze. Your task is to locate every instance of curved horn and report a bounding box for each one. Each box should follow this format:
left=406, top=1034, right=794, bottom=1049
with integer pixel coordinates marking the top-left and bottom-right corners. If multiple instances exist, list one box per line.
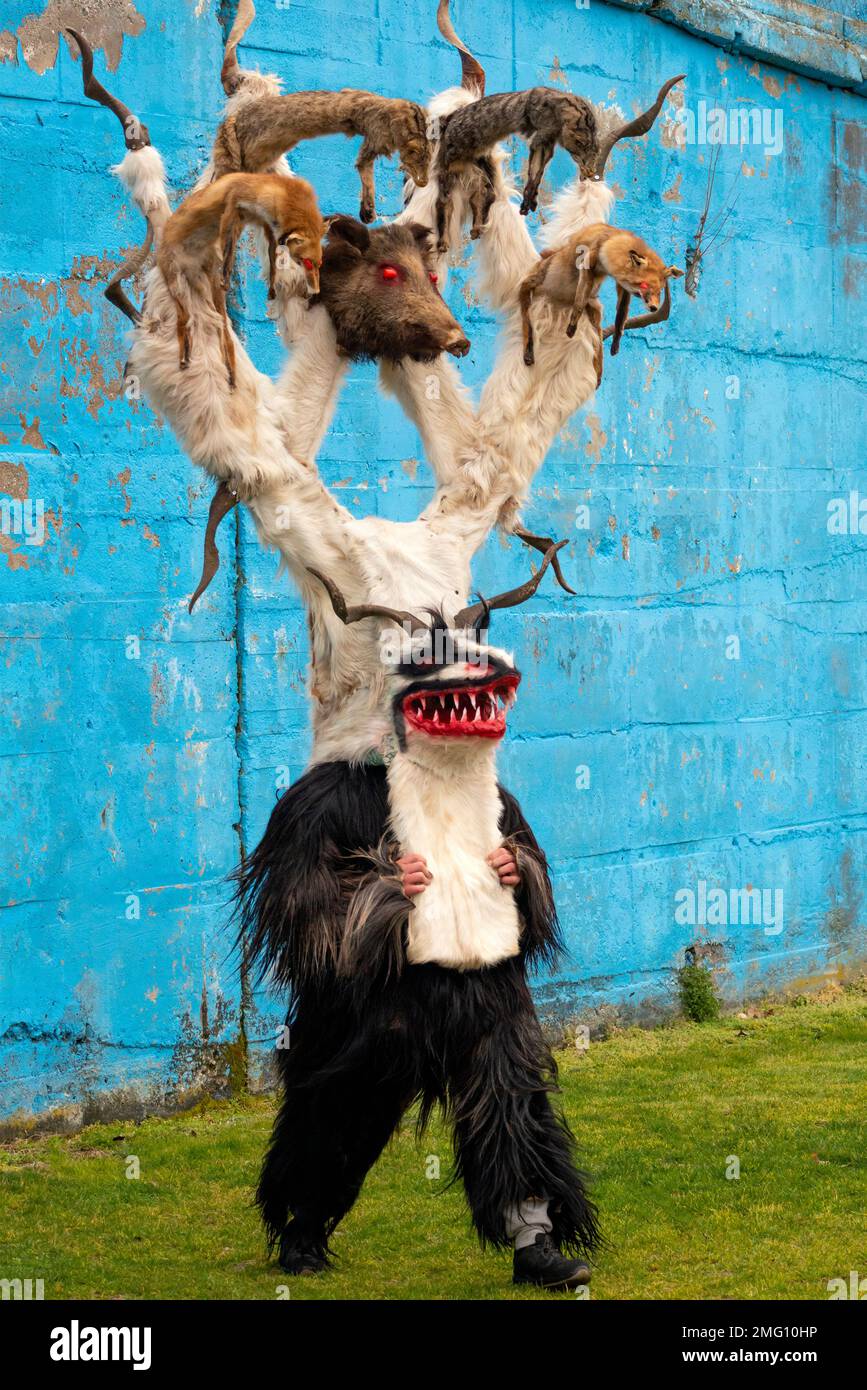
left=594, top=73, right=684, bottom=178
left=221, top=0, right=256, bottom=95
left=66, top=29, right=150, bottom=150
left=307, top=569, right=427, bottom=632
left=454, top=540, right=570, bottom=629
left=436, top=0, right=485, bottom=94
left=512, top=525, right=577, bottom=595
left=189, top=483, right=239, bottom=613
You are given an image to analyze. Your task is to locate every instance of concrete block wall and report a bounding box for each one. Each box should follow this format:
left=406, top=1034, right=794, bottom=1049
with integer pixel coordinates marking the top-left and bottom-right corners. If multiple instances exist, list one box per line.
left=0, top=0, right=864, bottom=1125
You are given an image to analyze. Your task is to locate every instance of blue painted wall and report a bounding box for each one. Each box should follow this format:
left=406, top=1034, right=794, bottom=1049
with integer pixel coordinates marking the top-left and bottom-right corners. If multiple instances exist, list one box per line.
left=1, top=0, right=864, bottom=1125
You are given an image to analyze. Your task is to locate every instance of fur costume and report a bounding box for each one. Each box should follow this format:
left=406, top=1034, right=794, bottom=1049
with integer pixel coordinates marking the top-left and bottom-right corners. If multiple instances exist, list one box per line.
left=235, top=605, right=600, bottom=1264
left=67, top=2, right=682, bottom=1278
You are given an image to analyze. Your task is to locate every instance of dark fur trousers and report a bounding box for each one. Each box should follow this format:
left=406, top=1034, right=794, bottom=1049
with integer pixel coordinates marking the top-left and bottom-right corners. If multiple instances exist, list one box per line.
left=238, top=761, right=600, bottom=1266
left=257, top=957, right=600, bottom=1263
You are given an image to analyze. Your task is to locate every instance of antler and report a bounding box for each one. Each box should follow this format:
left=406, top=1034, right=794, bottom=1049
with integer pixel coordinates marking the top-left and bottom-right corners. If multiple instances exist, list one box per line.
left=67, top=28, right=155, bottom=323
left=511, top=526, right=576, bottom=595
left=307, top=569, right=429, bottom=633
left=593, top=74, right=685, bottom=179
left=454, top=540, right=569, bottom=630
left=437, top=0, right=485, bottom=94
left=602, top=280, right=672, bottom=344
left=221, top=0, right=257, bottom=95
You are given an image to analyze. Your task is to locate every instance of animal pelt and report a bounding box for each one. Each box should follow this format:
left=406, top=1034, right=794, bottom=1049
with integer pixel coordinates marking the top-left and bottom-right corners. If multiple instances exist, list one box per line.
left=258, top=953, right=599, bottom=1258
left=212, top=89, right=430, bottom=223
left=519, top=221, right=684, bottom=369
left=112, top=145, right=172, bottom=230
left=211, top=0, right=430, bottom=222
left=398, top=85, right=503, bottom=274
left=434, top=86, right=599, bottom=246
left=233, top=760, right=562, bottom=995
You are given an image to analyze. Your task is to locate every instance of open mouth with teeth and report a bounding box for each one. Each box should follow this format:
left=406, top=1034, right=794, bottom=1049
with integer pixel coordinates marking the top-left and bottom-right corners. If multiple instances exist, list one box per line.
left=401, top=675, right=520, bottom=739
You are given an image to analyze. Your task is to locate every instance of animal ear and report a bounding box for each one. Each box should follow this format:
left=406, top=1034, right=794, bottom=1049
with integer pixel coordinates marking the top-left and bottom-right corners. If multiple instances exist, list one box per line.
left=629, top=250, right=646, bottom=267
left=326, top=216, right=371, bottom=252
left=405, top=221, right=434, bottom=248
left=667, top=265, right=685, bottom=278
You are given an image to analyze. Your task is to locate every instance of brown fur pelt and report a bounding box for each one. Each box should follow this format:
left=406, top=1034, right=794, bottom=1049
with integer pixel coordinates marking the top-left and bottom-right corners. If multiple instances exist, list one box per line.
left=435, top=86, right=598, bottom=248
left=157, top=170, right=325, bottom=384
left=313, top=215, right=471, bottom=363
left=518, top=222, right=684, bottom=371
left=212, top=89, right=431, bottom=223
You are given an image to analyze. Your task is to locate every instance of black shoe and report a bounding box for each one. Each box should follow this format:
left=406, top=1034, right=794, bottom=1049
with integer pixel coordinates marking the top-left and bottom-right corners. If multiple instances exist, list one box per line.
left=277, top=1222, right=330, bottom=1276
left=512, top=1232, right=592, bottom=1291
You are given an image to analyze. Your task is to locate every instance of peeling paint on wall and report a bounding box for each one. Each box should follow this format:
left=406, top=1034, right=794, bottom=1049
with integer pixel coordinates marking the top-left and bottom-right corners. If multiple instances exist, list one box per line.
left=12, top=0, right=145, bottom=74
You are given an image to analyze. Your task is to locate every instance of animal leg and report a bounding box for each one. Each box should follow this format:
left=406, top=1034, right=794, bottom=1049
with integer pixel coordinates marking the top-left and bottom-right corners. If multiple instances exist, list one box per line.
left=357, top=143, right=377, bottom=224
left=447, top=971, right=600, bottom=1256
left=585, top=299, right=604, bottom=386
left=518, top=269, right=544, bottom=368
left=566, top=270, right=594, bottom=338
left=259, top=998, right=413, bottom=1272
left=209, top=268, right=237, bottom=390
left=265, top=225, right=277, bottom=300
left=161, top=260, right=192, bottom=369
left=217, top=189, right=243, bottom=290
left=520, top=141, right=553, bottom=217
left=436, top=167, right=458, bottom=253
left=610, top=287, right=632, bottom=357
left=469, top=158, right=497, bottom=240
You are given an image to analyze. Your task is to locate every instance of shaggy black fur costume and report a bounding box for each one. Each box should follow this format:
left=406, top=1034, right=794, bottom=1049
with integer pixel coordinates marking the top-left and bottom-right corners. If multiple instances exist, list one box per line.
left=235, top=761, right=600, bottom=1268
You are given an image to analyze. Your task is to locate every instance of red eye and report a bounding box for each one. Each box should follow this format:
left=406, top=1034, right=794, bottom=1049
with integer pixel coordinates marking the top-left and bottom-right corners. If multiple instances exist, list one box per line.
left=429, top=272, right=438, bottom=284
left=381, top=265, right=400, bottom=281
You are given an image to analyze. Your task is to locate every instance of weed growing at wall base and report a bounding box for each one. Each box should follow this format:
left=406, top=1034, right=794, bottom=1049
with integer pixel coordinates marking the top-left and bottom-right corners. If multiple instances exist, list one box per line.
left=677, top=962, right=720, bottom=1022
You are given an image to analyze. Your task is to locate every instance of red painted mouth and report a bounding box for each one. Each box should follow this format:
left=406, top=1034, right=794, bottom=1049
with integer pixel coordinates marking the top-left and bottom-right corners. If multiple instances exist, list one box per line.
left=401, top=675, right=519, bottom=739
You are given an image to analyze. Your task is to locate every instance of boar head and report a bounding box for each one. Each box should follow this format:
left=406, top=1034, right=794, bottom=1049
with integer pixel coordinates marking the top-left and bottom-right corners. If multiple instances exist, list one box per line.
left=314, top=216, right=470, bottom=363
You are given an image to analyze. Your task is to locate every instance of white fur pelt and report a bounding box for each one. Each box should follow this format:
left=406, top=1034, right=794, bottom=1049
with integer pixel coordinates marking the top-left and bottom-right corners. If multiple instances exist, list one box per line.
left=272, top=306, right=349, bottom=462
left=388, top=732, right=521, bottom=969
left=539, top=177, right=616, bottom=251
left=112, top=145, right=172, bottom=241
left=378, top=357, right=477, bottom=487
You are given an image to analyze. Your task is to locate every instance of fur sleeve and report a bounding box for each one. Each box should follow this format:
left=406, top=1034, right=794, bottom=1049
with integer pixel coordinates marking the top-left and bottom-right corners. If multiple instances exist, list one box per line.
left=337, top=838, right=410, bottom=982
left=497, top=785, right=563, bottom=969
left=233, top=762, right=406, bottom=988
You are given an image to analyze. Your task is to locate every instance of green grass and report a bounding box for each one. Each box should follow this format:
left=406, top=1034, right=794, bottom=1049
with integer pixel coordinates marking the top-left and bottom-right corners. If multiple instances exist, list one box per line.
left=2, top=984, right=865, bottom=1301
